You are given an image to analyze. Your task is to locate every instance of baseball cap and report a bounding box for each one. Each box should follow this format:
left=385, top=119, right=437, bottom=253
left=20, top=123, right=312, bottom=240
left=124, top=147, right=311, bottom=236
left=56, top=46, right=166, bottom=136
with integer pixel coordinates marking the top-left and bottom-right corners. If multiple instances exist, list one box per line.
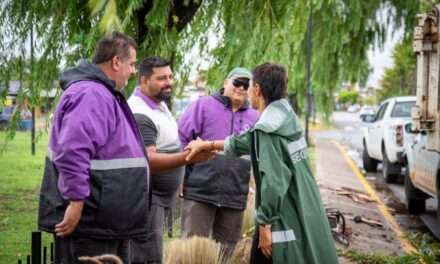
left=227, top=67, right=252, bottom=80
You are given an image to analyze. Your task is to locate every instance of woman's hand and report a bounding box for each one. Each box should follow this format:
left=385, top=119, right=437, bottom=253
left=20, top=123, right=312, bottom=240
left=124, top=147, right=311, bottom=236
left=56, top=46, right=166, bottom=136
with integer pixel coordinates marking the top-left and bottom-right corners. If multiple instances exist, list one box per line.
left=258, top=225, right=272, bottom=258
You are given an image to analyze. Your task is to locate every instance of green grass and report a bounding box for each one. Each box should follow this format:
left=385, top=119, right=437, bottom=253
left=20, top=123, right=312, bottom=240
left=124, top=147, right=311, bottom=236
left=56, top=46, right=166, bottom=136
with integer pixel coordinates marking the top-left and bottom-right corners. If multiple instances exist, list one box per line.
left=337, top=232, right=440, bottom=263
left=3, top=131, right=437, bottom=264
left=300, top=116, right=333, bottom=132
left=338, top=248, right=420, bottom=264
left=0, top=131, right=51, bottom=263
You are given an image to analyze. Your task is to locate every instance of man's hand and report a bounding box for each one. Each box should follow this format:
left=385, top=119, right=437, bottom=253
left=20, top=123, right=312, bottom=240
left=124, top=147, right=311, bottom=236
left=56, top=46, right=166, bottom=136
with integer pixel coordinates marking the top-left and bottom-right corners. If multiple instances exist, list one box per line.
left=185, top=149, right=215, bottom=164
left=55, top=201, right=84, bottom=237
left=185, top=139, right=210, bottom=161
left=258, top=225, right=272, bottom=258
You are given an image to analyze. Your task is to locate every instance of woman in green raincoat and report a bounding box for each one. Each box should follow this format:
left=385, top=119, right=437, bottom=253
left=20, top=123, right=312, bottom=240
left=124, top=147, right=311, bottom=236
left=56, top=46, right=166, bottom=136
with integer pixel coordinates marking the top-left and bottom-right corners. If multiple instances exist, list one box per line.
left=185, top=62, right=339, bottom=264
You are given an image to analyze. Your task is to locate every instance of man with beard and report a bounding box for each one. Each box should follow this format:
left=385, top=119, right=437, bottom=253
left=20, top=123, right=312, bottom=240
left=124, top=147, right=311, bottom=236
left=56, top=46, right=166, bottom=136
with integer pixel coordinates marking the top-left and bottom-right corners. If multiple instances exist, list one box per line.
left=127, top=56, right=212, bottom=264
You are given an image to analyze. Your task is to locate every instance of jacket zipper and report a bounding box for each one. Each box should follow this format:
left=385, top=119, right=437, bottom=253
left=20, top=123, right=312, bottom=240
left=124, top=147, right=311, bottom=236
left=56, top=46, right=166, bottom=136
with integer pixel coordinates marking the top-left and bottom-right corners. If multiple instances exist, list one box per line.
left=230, top=111, right=235, bottom=134
left=221, top=109, right=234, bottom=208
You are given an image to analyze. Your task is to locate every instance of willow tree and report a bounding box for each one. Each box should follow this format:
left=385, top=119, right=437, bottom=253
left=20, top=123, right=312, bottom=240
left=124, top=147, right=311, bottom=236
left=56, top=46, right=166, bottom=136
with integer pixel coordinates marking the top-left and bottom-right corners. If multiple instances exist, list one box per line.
left=0, top=0, right=430, bottom=118
left=378, top=39, right=416, bottom=101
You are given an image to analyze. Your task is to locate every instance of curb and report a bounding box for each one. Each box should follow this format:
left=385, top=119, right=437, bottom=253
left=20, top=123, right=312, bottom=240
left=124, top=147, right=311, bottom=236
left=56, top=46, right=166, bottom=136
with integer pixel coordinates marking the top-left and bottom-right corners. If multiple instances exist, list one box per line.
left=331, top=140, right=418, bottom=254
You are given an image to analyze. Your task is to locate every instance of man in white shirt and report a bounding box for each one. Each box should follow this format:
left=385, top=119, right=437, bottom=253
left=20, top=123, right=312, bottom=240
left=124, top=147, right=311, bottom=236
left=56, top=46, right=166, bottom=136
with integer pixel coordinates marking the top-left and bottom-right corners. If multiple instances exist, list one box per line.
left=128, top=56, right=212, bottom=264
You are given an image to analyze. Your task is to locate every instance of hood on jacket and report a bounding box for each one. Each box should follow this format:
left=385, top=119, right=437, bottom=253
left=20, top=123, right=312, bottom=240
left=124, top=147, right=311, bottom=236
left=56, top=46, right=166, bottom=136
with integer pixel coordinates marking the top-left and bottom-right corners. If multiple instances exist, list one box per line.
left=59, top=60, right=116, bottom=92
left=212, top=88, right=251, bottom=111
left=252, top=99, right=302, bottom=140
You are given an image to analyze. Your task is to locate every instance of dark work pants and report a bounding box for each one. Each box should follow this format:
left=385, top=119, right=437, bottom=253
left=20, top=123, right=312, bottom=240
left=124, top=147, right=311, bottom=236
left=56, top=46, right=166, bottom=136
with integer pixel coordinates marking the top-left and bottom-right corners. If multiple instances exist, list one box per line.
left=131, top=203, right=166, bottom=264
left=54, top=235, right=131, bottom=264
left=181, top=199, right=244, bottom=263
left=250, top=229, right=272, bottom=264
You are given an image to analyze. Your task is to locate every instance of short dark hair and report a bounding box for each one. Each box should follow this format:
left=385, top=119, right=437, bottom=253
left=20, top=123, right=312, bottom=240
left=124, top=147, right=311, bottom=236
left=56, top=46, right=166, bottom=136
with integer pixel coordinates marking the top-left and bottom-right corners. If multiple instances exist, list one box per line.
left=92, top=31, right=137, bottom=64
left=138, top=56, right=171, bottom=81
left=252, top=62, right=287, bottom=106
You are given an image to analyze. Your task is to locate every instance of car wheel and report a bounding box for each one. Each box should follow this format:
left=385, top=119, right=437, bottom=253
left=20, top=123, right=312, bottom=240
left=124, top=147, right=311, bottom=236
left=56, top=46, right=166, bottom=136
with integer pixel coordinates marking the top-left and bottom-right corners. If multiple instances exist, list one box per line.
left=362, top=144, right=378, bottom=172
left=382, top=148, right=399, bottom=183
left=438, top=193, right=440, bottom=224
left=437, top=172, right=440, bottom=224
left=404, top=165, right=426, bottom=214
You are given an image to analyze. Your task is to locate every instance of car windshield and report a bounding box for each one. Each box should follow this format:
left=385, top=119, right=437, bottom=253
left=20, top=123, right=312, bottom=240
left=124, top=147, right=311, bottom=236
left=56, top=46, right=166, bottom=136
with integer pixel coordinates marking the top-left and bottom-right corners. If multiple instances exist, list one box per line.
left=361, top=106, right=374, bottom=112
left=390, top=101, right=415, bottom=118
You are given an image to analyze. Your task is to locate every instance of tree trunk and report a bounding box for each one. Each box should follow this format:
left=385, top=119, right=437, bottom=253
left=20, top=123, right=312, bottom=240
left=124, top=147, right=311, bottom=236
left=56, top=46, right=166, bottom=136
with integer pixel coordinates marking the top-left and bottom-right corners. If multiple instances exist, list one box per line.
left=136, top=0, right=202, bottom=45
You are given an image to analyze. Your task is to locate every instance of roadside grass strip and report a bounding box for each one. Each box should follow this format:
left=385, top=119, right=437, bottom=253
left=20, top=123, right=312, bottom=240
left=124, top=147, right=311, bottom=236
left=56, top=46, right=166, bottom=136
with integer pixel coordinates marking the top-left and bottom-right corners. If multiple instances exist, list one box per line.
left=338, top=233, right=440, bottom=264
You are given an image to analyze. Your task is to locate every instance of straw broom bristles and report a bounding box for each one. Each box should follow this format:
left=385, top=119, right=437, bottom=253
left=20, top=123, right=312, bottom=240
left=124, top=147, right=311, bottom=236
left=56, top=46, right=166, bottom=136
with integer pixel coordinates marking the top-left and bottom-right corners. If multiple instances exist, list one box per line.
left=164, top=236, right=222, bottom=264
left=232, top=172, right=256, bottom=263
left=241, top=187, right=255, bottom=237
left=231, top=237, right=253, bottom=264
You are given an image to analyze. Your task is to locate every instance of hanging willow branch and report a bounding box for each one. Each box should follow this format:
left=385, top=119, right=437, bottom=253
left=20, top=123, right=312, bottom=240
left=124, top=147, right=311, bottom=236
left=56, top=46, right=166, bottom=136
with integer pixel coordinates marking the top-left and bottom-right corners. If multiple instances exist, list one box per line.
left=0, top=0, right=429, bottom=119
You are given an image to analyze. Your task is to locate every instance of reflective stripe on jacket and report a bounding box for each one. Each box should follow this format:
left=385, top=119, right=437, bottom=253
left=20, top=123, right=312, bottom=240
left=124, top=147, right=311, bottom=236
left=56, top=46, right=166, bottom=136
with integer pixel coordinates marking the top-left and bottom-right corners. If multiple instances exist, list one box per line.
left=38, top=61, right=150, bottom=239
left=225, top=99, right=339, bottom=264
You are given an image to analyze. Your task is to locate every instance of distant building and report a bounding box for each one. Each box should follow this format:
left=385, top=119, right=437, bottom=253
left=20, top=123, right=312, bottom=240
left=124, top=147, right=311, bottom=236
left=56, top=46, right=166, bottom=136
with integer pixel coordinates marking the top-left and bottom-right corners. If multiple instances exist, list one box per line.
left=173, top=72, right=209, bottom=118
left=340, top=81, right=377, bottom=101
left=0, top=80, right=60, bottom=116
left=1, top=80, right=60, bottom=98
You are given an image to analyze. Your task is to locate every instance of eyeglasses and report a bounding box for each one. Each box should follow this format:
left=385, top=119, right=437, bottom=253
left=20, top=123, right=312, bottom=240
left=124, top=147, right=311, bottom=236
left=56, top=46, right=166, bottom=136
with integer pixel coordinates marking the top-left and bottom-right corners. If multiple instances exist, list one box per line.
left=232, top=79, right=250, bottom=90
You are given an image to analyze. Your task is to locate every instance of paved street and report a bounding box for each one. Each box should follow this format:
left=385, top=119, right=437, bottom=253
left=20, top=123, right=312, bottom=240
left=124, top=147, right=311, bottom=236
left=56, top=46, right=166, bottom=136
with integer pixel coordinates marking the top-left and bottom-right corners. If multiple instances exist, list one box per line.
left=329, top=112, right=438, bottom=216
left=323, top=113, right=431, bottom=205
left=312, top=111, right=432, bottom=262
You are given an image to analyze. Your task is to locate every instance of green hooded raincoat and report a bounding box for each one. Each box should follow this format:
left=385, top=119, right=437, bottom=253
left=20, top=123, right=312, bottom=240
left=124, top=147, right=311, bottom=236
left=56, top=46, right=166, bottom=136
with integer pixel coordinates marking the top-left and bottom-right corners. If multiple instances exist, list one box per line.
left=225, top=99, right=339, bottom=264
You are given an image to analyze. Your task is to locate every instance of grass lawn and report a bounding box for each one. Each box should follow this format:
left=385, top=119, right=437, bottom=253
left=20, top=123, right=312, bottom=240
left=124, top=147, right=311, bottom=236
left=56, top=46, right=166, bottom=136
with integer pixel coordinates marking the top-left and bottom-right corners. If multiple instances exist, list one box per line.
left=0, top=131, right=51, bottom=263
left=7, top=131, right=439, bottom=263
left=0, top=129, right=329, bottom=264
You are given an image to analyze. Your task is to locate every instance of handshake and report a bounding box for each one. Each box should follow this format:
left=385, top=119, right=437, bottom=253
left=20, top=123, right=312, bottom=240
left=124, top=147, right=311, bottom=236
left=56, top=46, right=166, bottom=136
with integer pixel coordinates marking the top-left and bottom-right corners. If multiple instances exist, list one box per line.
left=184, top=138, right=221, bottom=164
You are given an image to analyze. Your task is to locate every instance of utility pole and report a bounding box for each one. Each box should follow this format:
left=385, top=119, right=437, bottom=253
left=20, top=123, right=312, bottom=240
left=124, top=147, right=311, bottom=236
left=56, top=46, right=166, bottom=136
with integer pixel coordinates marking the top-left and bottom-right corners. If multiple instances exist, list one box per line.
left=30, top=22, right=36, bottom=155
left=304, top=9, right=313, bottom=144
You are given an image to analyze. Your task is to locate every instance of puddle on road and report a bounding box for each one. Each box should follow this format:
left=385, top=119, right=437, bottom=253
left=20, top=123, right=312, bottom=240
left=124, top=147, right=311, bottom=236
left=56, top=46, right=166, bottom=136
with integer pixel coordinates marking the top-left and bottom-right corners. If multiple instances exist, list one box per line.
left=385, top=197, right=407, bottom=214
left=366, top=175, right=405, bottom=212
left=347, top=150, right=359, bottom=158
left=364, top=172, right=427, bottom=232
left=341, top=141, right=434, bottom=239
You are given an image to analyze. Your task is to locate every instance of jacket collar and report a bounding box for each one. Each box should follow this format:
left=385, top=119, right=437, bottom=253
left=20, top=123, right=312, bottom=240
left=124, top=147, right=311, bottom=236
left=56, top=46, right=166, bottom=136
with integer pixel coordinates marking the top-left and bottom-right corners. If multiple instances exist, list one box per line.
left=212, top=88, right=250, bottom=111
left=59, top=60, right=116, bottom=93
left=134, top=88, right=161, bottom=110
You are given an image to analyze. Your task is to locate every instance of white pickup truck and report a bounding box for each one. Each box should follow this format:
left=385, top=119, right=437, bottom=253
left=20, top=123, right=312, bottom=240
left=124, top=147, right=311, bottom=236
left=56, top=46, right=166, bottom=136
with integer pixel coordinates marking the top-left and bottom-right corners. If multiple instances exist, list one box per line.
left=362, top=96, right=416, bottom=183
left=403, top=7, right=440, bottom=217
left=404, top=131, right=440, bottom=214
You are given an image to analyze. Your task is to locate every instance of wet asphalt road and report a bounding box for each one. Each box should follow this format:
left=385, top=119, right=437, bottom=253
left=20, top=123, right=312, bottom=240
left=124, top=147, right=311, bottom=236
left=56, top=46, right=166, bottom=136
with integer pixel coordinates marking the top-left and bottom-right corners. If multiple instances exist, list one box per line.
left=314, top=112, right=436, bottom=237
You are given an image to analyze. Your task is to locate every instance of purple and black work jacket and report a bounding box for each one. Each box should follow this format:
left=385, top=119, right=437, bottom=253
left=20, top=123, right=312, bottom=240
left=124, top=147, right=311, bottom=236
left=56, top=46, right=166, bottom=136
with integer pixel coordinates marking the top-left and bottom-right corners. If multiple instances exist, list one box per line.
left=178, top=90, right=259, bottom=209
left=38, top=61, right=150, bottom=239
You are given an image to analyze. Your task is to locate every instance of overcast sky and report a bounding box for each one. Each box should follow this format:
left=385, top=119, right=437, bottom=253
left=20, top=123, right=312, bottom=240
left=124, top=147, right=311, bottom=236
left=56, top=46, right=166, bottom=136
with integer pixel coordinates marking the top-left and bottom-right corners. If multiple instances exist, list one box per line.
left=366, top=13, right=404, bottom=88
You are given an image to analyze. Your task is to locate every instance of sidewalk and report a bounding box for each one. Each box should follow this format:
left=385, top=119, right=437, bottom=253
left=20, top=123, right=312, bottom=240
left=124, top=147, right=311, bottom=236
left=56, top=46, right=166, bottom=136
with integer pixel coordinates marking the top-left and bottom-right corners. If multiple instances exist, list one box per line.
left=314, top=137, right=408, bottom=263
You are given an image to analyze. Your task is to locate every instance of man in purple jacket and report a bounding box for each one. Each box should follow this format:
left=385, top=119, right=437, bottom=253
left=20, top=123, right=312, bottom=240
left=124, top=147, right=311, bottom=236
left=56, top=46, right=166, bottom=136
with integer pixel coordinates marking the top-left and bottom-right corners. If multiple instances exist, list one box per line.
left=38, top=32, right=149, bottom=264
left=178, top=67, right=259, bottom=261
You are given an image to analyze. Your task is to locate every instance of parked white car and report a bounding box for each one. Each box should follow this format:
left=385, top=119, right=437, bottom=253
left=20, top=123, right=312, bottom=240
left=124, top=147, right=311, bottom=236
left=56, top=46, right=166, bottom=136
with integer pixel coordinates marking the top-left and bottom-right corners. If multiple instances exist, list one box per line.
left=347, top=104, right=361, bottom=113
left=362, top=96, right=416, bottom=182
left=359, top=105, right=376, bottom=122
left=404, top=129, right=440, bottom=214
